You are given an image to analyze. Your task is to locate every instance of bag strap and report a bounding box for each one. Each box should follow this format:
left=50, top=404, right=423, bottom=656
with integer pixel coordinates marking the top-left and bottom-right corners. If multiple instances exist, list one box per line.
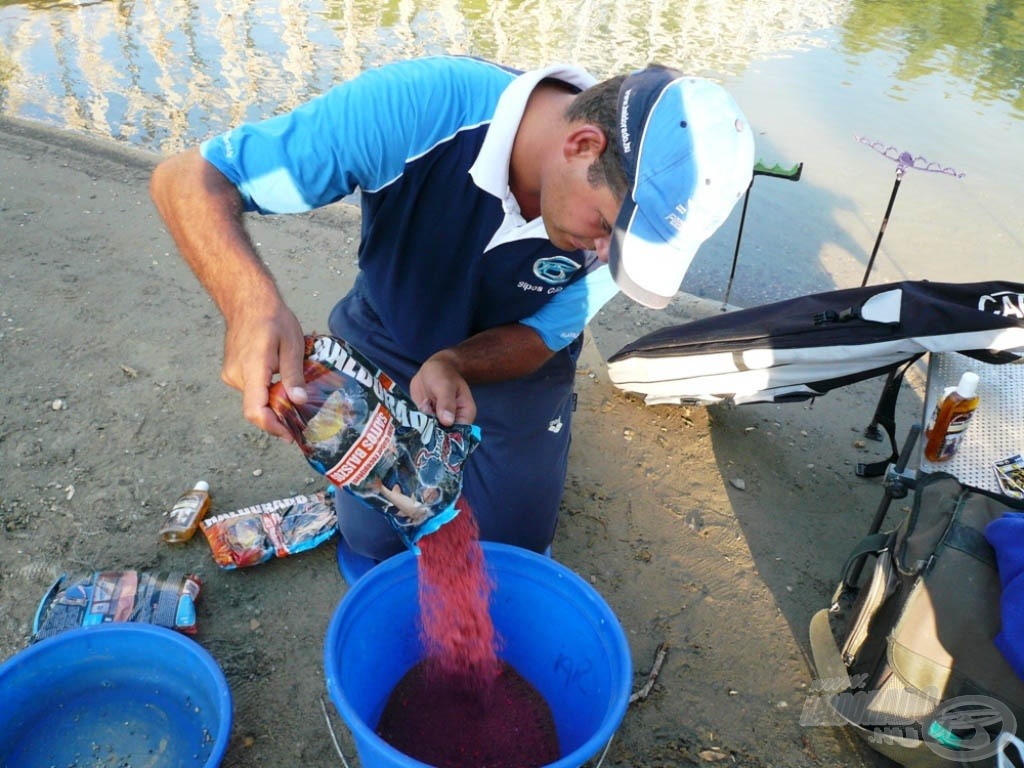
left=942, top=518, right=998, bottom=570
left=898, top=474, right=1018, bottom=573
left=831, top=532, right=892, bottom=608
left=856, top=353, right=925, bottom=479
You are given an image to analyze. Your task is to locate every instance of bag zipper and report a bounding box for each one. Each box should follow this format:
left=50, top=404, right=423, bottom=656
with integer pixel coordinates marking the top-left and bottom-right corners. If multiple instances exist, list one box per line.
left=841, top=548, right=895, bottom=667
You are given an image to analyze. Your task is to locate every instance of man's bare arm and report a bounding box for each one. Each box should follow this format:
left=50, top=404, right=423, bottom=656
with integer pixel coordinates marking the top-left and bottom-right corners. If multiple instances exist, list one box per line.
left=149, top=149, right=307, bottom=439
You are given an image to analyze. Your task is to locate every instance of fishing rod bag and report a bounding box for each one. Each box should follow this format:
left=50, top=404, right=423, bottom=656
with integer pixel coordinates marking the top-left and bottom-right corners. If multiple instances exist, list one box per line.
left=607, top=280, right=1024, bottom=407
left=607, top=279, right=1024, bottom=474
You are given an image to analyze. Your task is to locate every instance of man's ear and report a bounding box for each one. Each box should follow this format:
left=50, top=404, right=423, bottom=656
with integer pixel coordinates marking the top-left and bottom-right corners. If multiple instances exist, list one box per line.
left=563, top=123, right=608, bottom=161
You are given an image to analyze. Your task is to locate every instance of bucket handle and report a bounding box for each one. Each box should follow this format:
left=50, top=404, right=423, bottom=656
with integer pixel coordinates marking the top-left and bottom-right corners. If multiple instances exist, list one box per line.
left=587, top=733, right=615, bottom=768
left=320, top=696, right=354, bottom=768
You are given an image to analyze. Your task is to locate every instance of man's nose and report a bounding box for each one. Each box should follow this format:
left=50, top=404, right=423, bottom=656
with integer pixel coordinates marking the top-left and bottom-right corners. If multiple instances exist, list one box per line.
left=593, top=236, right=611, bottom=263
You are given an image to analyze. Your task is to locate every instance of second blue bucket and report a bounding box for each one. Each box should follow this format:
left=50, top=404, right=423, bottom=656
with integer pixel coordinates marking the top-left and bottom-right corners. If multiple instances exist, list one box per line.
left=324, top=542, right=632, bottom=768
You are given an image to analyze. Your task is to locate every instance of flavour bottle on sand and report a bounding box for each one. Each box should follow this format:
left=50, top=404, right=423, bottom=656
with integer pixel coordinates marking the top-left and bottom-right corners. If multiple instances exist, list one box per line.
left=924, top=371, right=980, bottom=462
left=159, top=481, right=211, bottom=543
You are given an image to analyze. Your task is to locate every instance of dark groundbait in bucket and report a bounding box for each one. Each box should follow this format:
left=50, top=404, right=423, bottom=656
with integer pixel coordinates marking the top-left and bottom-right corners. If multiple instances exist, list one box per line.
left=376, top=658, right=561, bottom=768
left=374, top=503, right=561, bottom=767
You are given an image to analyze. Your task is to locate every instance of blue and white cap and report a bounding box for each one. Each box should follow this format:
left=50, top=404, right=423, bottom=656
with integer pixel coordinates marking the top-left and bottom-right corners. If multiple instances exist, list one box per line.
left=609, top=67, right=755, bottom=309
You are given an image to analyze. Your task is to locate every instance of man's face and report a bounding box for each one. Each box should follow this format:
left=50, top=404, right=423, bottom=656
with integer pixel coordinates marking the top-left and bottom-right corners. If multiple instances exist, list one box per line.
left=539, top=156, right=621, bottom=262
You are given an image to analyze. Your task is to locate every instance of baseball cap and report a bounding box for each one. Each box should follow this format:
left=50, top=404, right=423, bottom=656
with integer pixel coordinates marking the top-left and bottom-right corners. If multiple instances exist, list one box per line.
left=609, top=66, right=755, bottom=309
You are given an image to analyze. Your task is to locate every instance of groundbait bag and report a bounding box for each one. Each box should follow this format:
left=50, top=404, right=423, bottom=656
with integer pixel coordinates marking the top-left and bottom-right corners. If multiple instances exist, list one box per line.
left=269, top=335, right=481, bottom=551
left=807, top=473, right=1024, bottom=767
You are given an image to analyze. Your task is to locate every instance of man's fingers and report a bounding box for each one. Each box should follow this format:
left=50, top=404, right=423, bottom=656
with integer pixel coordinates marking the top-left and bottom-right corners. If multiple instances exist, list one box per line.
left=241, top=366, right=294, bottom=441
left=431, top=389, right=458, bottom=426
left=451, top=391, right=476, bottom=425
left=410, top=355, right=476, bottom=425
left=435, top=388, right=475, bottom=426
left=277, top=337, right=309, bottom=405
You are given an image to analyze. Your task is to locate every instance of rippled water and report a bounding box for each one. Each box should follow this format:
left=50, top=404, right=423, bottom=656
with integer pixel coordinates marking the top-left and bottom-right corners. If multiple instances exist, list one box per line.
left=1, top=0, right=1022, bottom=306
left=0, top=0, right=850, bottom=152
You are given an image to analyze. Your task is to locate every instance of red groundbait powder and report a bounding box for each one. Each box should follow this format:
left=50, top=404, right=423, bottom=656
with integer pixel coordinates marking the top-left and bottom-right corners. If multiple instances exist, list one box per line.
left=375, top=499, right=560, bottom=768
left=417, top=499, right=500, bottom=689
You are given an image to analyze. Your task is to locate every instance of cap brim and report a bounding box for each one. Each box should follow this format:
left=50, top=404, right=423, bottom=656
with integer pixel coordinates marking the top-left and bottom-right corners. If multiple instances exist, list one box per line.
left=608, top=196, right=702, bottom=310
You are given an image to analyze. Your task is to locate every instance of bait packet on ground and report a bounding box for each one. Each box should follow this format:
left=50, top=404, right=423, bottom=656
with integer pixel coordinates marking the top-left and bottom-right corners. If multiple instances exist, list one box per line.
left=269, top=335, right=481, bottom=552
left=201, top=489, right=338, bottom=569
left=32, top=570, right=201, bottom=642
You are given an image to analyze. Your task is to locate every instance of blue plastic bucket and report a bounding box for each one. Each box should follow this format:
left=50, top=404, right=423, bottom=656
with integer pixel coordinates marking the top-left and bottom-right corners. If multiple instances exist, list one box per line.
left=337, top=534, right=379, bottom=585
left=324, top=542, right=632, bottom=768
left=0, top=623, right=232, bottom=768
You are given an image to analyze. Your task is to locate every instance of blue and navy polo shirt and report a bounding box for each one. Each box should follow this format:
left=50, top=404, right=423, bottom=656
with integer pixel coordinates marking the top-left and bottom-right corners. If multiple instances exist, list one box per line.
left=200, top=56, right=620, bottom=362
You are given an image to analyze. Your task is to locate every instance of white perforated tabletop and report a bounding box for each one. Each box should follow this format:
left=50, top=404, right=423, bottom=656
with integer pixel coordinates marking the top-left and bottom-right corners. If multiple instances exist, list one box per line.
left=919, top=352, right=1024, bottom=496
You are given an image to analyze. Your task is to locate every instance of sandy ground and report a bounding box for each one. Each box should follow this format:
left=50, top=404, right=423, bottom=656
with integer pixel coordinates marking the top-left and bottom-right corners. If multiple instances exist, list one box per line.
left=0, top=116, right=919, bottom=767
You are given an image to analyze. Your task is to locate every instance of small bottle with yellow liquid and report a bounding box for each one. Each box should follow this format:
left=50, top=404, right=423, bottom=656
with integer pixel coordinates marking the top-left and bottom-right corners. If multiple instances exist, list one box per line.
left=924, top=371, right=980, bottom=462
left=159, top=481, right=211, bottom=543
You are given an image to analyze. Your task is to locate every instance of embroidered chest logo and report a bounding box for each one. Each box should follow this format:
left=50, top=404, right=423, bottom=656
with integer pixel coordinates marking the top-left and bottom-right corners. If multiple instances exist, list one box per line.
left=532, top=255, right=581, bottom=286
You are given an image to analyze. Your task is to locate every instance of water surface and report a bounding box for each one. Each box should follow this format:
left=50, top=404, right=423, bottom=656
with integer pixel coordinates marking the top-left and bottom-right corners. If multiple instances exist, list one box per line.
left=1, top=0, right=1021, bottom=307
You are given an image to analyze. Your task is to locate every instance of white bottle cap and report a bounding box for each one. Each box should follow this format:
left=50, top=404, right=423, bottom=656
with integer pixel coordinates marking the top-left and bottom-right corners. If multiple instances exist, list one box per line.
left=194, top=480, right=210, bottom=492
left=957, top=371, right=979, bottom=399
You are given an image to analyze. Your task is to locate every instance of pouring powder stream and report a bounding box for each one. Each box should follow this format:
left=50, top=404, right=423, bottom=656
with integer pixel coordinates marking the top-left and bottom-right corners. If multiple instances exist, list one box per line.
left=375, top=498, right=560, bottom=767
left=417, top=497, right=501, bottom=690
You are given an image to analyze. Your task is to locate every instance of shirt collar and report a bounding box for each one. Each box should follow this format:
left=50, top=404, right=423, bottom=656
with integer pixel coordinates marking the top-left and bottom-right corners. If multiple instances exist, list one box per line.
left=469, top=64, right=598, bottom=210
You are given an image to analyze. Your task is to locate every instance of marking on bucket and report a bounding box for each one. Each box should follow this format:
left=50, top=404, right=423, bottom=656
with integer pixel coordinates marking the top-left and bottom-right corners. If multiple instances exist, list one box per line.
left=554, top=653, right=597, bottom=695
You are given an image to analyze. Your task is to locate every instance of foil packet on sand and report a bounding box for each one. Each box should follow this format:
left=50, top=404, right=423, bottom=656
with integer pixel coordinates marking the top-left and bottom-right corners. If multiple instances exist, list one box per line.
left=269, top=335, right=481, bottom=551
left=32, top=570, right=201, bottom=642
left=201, top=489, right=338, bottom=569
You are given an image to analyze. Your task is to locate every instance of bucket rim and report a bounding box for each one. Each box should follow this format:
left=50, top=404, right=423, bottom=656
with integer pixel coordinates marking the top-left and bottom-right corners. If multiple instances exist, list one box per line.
left=323, top=541, right=632, bottom=768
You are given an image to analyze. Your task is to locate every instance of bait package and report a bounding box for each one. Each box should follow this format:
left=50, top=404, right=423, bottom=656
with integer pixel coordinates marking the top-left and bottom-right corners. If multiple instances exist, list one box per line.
left=995, top=454, right=1024, bottom=500
left=201, top=489, right=338, bottom=569
left=269, top=335, right=481, bottom=551
left=32, top=570, right=201, bottom=642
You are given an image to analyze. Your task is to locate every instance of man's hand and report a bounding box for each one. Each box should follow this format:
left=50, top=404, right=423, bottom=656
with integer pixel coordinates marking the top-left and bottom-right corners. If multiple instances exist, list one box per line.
left=222, top=304, right=309, bottom=441
left=410, top=350, right=476, bottom=426
left=409, top=325, right=557, bottom=427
